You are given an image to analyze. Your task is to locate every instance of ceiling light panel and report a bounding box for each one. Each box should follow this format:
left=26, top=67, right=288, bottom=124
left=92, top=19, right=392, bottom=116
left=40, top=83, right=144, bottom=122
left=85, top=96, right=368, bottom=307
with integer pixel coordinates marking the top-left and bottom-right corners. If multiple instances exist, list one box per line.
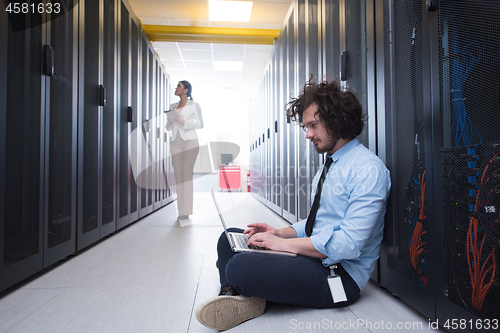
left=209, top=1, right=253, bottom=22
left=161, top=0, right=208, bottom=20
left=251, top=1, right=291, bottom=24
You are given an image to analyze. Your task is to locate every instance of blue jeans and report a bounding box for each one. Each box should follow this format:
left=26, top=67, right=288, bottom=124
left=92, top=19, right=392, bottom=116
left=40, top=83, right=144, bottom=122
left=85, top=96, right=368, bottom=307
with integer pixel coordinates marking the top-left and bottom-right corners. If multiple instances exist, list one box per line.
left=217, top=228, right=360, bottom=309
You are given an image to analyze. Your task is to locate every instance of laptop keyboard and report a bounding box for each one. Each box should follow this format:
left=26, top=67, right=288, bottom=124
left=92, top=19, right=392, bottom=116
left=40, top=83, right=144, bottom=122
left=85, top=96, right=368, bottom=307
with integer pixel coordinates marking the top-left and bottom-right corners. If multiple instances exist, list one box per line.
left=233, top=233, right=266, bottom=250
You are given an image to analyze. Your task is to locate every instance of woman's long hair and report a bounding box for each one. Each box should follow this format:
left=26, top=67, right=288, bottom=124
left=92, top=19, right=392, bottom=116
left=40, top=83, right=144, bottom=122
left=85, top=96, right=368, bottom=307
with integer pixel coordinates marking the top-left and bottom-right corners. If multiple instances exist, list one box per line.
left=180, top=80, right=193, bottom=100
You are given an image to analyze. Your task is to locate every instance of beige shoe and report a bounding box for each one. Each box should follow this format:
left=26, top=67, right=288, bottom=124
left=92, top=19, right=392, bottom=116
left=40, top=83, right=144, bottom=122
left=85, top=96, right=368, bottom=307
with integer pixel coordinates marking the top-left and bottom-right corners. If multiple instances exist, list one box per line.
left=195, top=295, right=266, bottom=331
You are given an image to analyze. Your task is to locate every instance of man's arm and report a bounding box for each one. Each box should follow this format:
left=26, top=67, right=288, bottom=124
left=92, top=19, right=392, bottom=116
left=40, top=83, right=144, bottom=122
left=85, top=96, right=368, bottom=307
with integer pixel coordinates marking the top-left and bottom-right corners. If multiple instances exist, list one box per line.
left=275, top=226, right=298, bottom=239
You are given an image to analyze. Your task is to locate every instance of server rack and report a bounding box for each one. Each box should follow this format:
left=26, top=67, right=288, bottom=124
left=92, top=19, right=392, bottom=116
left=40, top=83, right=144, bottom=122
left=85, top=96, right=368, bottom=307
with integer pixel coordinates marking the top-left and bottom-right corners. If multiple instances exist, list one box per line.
left=43, top=0, right=79, bottom=267
left=273, top=47, right=283, bottom=215
left=304, top=0, right=322, bottom=220
left=286, top=12, right=299, bottom=223
left=0, top=2, right=44, bottom=290
left=77, top=0, right=117, bottom=250
left=434, top=0, right=500, bottom=327
left=296, top=0, right=312, bottom=222
left=379, top=0, right=500, bottom=328
left=250, top=0, right=375, bottom=227
left=139, top=37, right=153, bottom=218
left=379, top=0, right=435, bottom=318
left=117, top=0, right=143, bottom=229
left=1, top=0, right=174, bottom=293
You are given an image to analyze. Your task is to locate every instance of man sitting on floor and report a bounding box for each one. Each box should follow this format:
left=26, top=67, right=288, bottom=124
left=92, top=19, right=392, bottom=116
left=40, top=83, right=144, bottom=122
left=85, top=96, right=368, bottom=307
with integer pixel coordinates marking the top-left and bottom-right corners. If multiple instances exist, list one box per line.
left=196, top=77, right=391, bottom=331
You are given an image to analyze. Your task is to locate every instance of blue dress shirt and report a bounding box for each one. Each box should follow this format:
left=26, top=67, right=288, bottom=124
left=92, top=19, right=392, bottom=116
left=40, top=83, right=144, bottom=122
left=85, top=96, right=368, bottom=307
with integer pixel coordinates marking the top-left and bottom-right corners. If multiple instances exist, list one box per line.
left=292, top=138, right=391, bottom=291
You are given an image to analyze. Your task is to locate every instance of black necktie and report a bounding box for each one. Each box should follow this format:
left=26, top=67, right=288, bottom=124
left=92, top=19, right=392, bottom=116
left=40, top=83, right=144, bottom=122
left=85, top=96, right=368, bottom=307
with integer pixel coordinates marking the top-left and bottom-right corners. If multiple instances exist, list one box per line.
left=305, top=157, right=333, bottom=237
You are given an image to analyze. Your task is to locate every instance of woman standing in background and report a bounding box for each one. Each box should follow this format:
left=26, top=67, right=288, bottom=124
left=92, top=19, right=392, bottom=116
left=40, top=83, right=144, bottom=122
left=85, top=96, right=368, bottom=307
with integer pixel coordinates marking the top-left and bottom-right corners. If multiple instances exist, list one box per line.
left=167, top=80, right=204, bottom=220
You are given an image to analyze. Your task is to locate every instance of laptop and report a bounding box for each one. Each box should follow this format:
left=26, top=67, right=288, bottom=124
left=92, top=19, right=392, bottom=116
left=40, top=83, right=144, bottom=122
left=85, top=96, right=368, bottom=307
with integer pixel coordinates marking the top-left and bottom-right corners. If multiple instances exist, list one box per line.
left=210, top=188, right=296, bottom=257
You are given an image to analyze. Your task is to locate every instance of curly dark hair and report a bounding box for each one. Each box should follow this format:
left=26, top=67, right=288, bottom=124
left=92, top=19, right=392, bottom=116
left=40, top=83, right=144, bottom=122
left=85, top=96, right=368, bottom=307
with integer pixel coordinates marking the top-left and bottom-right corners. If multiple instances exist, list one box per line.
left=286, top=76, right=365, bottom=139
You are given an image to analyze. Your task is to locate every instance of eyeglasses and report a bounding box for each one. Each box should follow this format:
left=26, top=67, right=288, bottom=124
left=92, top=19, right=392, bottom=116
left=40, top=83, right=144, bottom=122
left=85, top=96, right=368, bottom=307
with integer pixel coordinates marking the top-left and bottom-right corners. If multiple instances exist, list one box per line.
left=302, top=121, right=321, bottom=132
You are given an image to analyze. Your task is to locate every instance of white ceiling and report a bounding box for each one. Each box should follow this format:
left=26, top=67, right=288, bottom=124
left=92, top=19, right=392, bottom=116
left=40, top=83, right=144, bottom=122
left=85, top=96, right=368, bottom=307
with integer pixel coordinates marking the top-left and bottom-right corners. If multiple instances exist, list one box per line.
left=127, top=0, right=293, bottom=100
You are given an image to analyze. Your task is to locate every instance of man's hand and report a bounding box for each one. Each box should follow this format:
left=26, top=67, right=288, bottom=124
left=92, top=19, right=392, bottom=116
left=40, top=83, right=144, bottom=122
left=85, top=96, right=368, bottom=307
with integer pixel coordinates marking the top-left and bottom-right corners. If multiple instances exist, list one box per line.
left=244, top=223, right=278, bottom=238
left=247, top=232, right=290, bottom=252
left=245, top=224, right=326, bottom=258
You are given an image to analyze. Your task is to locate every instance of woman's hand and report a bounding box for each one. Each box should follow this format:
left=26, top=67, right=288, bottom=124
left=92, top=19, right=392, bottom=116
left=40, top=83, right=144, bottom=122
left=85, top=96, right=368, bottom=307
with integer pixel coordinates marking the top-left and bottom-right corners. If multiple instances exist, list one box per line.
left=174, top=116, right=185, bottom=126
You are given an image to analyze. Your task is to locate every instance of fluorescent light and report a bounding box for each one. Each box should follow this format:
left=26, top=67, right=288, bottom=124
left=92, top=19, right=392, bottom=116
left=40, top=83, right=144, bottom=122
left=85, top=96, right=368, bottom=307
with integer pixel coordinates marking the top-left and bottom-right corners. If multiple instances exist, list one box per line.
left=209, top=1, right=253, bottom=22
left=214, top=61, right=243, bottom=71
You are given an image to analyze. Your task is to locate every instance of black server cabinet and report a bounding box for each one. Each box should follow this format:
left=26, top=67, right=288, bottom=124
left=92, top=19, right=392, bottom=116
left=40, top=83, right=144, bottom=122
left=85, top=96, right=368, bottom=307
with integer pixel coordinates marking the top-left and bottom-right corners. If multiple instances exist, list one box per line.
left=379, top=0, right=436, bottom=320
left=286, top=14, right=298, bottom=224
left=273, top=50, right=282, bottom=214
left=343, top=0, right=368, bottom=147
left=77, top=0, right=117, bottom=250
left=435, top=0, right=500, bottom=328
left=0, top=2, right=44, bottom=290
left=161, top=72, right=170, bottom=206
left=117, top=0, right=131, bottom=229
left=271, top=55, right=280, bottom=215
left=43, top=1, right=78, bottom=267
left=296, top=0, right=312, bottom=222
left=139, top=38, right=154, bottom=217
left=152, top=59, right=161, bottom=211
left=277, top=32, right=288, bottom=218
left=101, top=0, right=117, bottom=237
left=129, top=17, right=140, bottom=222
left=379, top=0, right=500, bottom=327
left=117, top=0, right=140, bottom=229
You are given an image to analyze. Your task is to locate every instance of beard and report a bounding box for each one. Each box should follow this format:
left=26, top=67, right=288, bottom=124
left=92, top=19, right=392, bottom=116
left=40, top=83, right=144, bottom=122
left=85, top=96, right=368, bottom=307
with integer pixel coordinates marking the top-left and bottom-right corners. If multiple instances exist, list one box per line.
left=312, top=136, right=337, bottom=154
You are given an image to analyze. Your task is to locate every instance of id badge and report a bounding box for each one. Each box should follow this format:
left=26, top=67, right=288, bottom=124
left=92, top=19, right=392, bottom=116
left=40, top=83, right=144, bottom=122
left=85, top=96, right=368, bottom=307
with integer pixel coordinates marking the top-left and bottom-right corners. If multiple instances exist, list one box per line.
left=327, top=265, right=347, bottom=303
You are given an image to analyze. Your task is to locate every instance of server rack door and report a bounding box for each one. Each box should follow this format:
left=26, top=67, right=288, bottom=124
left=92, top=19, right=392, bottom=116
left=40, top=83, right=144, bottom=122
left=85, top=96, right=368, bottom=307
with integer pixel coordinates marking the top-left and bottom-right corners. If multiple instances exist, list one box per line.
left=43, top=2, right=78, bottom=267
left=129, top=18, right=139, bottom=222
left=305, top=0, right=321, bottom=214
left=0, top=3, right=44, bottom=291
left=278, top=32, right=290, bottom=220
left=273, top=52, right=283, bottom=214
left=152, top=59, right=161, bottom=210
left=378, top=0, right=435, bottom=320
left=77, top=0, right=102, bottom=250
left=252, top=87, right=262, bottom=202
left=296, top=0, right=310, bottom=222
left=321, top=0, right=340, bottom=81
left=344, top=0, right=369, bottom=147
left=117, top=0, right=131, bottom=229
left=146, top=49, right=154, bottom=214
left=270, top=64, right=279, bottom=213
left=436, top=0, right=500, bottom=326
left=139, top=37, right=151, bottom=217
left=159, top=68, right=167, bottom=204
left=268, top=74, right=273, bottom=206
left=165, top=79, right=174, bottom=203
left=306, top=0, right=320, bottom=81
left=264, top=73, right=271, bottom=208
left=160, top=73, right=166, bottom=205
left=287, top=15, right=298, bottom=223
left=101, top=0, right=117, bottom=237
